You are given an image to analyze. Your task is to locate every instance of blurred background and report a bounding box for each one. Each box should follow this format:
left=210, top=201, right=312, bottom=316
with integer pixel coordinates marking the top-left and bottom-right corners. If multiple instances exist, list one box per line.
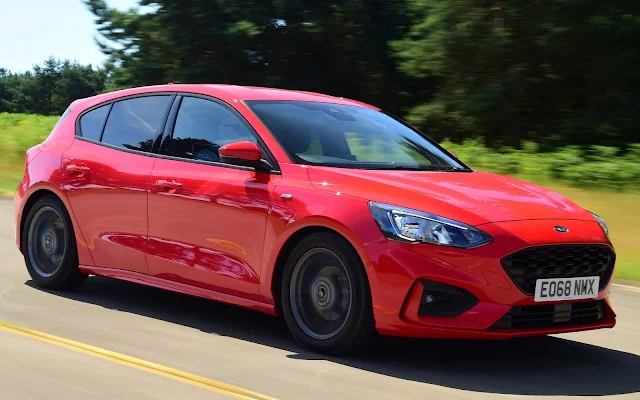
left=0, top=0, right=638, bottom=280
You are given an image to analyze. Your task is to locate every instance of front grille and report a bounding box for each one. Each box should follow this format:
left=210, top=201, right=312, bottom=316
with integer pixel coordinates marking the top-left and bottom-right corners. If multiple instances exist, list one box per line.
left=501, top=244, right=615, bottom=296
left=491, top=300, right=606, bottom=329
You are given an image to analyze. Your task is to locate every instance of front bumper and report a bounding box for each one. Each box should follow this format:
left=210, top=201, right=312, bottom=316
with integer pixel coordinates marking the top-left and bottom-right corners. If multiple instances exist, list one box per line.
left=363, top=219, right=616, bottom=338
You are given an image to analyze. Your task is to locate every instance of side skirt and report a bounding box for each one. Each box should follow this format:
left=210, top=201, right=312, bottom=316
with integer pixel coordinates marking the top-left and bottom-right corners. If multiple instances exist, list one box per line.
left=78, top=265, right=277, bottom=316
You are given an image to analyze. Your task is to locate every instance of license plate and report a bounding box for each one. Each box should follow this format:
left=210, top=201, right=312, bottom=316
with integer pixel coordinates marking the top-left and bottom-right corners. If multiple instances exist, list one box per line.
left=534, top=276, right=600, bottom=302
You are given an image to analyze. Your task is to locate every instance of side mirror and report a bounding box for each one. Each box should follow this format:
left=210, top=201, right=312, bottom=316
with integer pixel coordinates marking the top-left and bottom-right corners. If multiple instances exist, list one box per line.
left=219, top=141, right=274, bottom=171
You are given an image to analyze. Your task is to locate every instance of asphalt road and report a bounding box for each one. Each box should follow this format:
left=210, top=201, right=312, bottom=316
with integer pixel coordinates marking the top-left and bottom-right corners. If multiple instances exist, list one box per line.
left=1, top=198, right=639, bottom=400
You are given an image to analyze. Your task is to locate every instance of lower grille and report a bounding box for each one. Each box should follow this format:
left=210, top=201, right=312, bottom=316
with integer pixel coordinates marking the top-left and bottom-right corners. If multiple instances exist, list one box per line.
left=419, top=280, right=479, bottom=317
left=491, top=300, right=606, bottom=330
left=501, top=244, right=615, bottom=296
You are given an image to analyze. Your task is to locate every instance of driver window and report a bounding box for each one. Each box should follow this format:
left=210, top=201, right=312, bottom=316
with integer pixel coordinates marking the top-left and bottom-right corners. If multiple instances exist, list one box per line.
left=168, top=97, right=257, bottom=163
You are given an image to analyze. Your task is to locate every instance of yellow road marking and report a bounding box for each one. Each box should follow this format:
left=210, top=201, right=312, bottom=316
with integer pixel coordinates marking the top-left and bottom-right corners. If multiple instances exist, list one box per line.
left=0, top=320, right=279, bottom=400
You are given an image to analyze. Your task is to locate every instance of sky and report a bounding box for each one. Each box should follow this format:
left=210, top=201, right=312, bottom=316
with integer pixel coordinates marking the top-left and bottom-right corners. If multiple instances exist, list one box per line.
left=0, top=0, right=139, bottom=72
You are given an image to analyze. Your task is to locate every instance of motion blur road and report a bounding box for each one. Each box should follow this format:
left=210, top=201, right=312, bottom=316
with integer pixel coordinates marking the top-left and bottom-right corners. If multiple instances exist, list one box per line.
left=1, top=198, right=639, bottom=400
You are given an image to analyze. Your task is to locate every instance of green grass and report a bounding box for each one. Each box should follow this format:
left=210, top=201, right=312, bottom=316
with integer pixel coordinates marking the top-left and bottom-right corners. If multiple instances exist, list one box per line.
left=0, top=163, right=23, bottom=195
left=0, top=112, right=638, bottom=280
left=0, top=112, right=58, bottom=195
left=440, top=139, right=640, bottom=192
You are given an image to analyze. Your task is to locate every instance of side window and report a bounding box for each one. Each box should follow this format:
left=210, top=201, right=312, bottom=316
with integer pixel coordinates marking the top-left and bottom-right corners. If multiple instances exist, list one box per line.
left=79, top=105, right=109, bottom=141
left=168, top=97, right=257, bottom=163
left=102, top=96, right=172, bottom=152
left=55, top=106, right=72, bottom=129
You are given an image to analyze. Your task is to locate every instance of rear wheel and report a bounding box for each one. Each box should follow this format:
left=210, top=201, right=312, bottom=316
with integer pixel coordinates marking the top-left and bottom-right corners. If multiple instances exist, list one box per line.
left=22, top=195, right=87, bottom=290
left=281, top=233, right=375, bottom=355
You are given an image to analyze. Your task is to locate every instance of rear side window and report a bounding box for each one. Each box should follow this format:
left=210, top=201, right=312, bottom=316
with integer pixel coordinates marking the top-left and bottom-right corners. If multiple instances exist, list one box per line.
left=79, top=105, right=109, bottom=141
left=168, top=97, right=257, bottom=162
left=102, top=96, right=172, bottom=152
left=55, top=107, right=72, bottom=129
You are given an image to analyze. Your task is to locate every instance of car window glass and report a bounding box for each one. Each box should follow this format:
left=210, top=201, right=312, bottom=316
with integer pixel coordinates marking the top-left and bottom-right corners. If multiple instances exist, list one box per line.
left=169, top=97, right=257, bottom=163
left=250, top=101, right=465, bottom=170
left=55, top=106, right=72, bottom=129
left=101, top=96, right=171, bottom=152
left=79, top=105, right=109, bottom=141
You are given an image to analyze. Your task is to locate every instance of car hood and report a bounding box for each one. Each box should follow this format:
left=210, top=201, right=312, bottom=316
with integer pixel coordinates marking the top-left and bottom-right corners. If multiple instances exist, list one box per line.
left=307, top=167, right=593, bottom=226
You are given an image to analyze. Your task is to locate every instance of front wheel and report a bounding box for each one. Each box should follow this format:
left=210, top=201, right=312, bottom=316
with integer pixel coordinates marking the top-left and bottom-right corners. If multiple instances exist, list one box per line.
left=22, top=195, right=87, bottom=290
left=281, top=233, right=375, bottom=355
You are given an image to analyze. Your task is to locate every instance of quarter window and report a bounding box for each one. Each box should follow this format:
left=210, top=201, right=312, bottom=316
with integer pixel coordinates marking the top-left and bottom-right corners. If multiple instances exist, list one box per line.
left=101, top=96, right=172, bottom=152
left=168, top=97, right=257, bottom=163
left=79, top=105, right=109, bottom=141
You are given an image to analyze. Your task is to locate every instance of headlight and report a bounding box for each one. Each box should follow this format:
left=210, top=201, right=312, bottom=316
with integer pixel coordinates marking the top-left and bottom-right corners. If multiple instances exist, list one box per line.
left=368, top=202, right=493, bottom=248
left=590, top=212, right=609, bottom=238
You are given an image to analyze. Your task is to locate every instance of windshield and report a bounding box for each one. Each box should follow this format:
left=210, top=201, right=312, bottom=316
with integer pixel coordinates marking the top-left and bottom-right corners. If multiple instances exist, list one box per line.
left=247, top=101, right=468, bottom=171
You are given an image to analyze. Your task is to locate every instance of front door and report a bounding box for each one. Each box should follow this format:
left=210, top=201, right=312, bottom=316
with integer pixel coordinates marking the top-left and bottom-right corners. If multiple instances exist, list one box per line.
left=147, top=95, right=280, bottom=299
left=62, top=94, right=174, bottom=273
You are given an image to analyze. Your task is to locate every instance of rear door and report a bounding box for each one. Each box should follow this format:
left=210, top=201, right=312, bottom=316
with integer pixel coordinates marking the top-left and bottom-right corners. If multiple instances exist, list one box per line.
left=62, top=94, right=174, bottom=273
left=146, top=95, right=281, bottom=299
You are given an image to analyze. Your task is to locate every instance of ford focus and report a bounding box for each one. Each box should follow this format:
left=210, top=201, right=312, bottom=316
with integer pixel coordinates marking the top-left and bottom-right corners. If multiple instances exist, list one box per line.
left=14, top=84, right=616, bottom=354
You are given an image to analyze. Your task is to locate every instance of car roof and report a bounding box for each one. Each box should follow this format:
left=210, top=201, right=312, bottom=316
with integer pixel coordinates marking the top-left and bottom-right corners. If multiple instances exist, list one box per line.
left=72, top=84, right=380, bottom=111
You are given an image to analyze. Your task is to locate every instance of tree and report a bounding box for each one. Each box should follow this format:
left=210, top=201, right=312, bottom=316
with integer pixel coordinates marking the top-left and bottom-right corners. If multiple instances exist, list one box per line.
left=84, top=0, right=414, bottom=116
left=392, top=0, right=640, bottom=147
left=0, top=58, right=108, bottom=115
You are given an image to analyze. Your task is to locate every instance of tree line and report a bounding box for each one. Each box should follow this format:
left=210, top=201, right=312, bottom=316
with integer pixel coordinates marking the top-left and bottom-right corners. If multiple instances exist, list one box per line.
left=3, top=0, right=639, bottom=149
left=0, top=58, right=107, bottom=116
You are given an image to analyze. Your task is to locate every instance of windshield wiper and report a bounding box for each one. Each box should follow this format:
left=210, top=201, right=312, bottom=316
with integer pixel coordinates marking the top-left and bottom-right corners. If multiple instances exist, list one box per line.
left=314, top=162, right=473, bottom=171
left=362, top=164, right=442, bottom=171
left=438, top=167, right=473, bottom=172
left=370, top=165, right=473, bottom=172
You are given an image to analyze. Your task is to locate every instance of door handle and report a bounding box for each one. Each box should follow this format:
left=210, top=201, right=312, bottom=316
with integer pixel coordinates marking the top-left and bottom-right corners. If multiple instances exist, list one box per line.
left=155, top=179, right=183, bottom=192
left=66, top=164, right=90, bottom=175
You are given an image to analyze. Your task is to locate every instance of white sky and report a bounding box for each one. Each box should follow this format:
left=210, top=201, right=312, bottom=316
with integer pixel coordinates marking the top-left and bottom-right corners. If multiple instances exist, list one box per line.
left=0, top=0, right=139, bottom=72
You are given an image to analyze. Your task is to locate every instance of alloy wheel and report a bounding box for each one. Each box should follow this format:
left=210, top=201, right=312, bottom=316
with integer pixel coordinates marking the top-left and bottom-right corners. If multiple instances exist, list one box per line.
left=27, top=206, right=67, bottom=278
left=289, top=248, right=353, bottom=340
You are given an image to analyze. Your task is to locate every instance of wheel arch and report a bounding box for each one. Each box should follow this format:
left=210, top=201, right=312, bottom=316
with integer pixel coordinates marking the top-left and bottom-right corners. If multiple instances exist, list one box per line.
left=19, top=189, right=62, bottom=253
left=18, top=186, right=94, bottom=266
left=270, top=225, right=372, bottom=317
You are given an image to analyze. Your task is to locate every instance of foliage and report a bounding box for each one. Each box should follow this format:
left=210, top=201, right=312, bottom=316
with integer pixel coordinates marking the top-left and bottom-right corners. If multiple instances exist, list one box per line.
left=0, top=113, right=58, bottom=162
left=441, top=139, right=640, bottom=191
left=393, top=0, right=640, bottom=147
left=0, top=113, right=59, bottom=194
left=0, top=58, right=107, bottom=116
left=82, top=0, right=640, bottom=148
left=84, top=0, right=417, bottom=117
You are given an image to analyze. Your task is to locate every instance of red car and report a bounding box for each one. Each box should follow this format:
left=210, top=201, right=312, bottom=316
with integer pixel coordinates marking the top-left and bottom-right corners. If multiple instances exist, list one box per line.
left=14, top=84, right=616, bottom=354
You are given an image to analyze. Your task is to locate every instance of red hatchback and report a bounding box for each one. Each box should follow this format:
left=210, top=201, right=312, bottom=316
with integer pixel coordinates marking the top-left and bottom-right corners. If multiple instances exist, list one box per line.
left=14, top=84, right=616, bottom=354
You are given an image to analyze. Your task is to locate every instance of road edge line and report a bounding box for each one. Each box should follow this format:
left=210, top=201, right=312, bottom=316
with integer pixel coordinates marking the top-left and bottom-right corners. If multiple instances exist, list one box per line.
left=0, top=320, right=279, bottom=400
left=613, top=283, right=640, bottom=292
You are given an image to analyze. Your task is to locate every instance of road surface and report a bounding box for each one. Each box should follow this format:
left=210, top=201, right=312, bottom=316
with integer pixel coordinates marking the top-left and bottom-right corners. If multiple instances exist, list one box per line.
left=1, top=198, right=639, bottom=399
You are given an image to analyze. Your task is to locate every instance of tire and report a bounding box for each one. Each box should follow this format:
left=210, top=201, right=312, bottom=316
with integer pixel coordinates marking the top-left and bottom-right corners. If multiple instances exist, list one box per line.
left=22, top=195, right=87, bottom=290
left=281, top=232, right=376, bottom=355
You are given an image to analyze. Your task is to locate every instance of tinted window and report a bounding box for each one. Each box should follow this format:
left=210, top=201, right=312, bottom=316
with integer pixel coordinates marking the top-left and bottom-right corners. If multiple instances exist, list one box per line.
left=102, top=96, right=171, bottom=152
left=248, top=101, right=467, bottom=171
left=168, top=97, right=257, bottom=163
left=79, top=105, right=109, bottom=141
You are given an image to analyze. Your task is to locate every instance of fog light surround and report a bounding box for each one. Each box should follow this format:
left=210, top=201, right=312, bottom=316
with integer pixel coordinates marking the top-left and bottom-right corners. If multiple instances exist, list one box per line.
left=419, top=280, right=479, bottom=317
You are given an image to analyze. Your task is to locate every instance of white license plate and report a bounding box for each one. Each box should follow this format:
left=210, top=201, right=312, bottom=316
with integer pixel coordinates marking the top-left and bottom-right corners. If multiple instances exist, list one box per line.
left=534, top=276, right=600, bottom=302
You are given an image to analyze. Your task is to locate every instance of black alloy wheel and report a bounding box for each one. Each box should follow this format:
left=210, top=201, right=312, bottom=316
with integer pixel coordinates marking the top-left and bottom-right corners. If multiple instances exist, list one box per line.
left=22, top=195, right=87, bottom=290
left=281, top=233, right=375, bottom=355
